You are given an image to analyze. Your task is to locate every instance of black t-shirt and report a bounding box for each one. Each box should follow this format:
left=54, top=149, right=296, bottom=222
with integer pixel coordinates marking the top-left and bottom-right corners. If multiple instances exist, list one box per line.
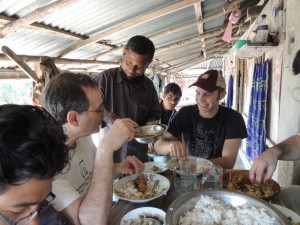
left=167, top=105, right=248, bottom=159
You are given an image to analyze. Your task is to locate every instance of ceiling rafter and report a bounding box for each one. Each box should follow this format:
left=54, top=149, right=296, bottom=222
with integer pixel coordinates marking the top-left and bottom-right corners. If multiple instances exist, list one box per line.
left=0, top=0, right=77, bottom=38
left=51, top=0, right=200, bottom=57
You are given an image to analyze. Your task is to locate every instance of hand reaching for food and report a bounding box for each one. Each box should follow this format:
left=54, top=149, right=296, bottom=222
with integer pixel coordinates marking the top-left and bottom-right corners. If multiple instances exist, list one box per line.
left=120, top=155, right=145, bottom=175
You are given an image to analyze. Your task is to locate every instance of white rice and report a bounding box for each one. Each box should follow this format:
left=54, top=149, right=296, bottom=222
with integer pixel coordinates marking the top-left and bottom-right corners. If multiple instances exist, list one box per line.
left=179, top=195, right=275, bottom=225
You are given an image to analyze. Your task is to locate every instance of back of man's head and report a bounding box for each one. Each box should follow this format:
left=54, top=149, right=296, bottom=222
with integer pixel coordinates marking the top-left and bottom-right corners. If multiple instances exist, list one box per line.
left=0, top=104, right=69, bottom=193
left=125, top=35, right=155, bottom=60
left=41, top=72, right=99, bottom=125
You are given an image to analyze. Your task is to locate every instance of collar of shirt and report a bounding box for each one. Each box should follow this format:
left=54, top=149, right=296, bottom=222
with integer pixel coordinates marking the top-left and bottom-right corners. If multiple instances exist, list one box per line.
left=117, top=67, right=149, bottom=90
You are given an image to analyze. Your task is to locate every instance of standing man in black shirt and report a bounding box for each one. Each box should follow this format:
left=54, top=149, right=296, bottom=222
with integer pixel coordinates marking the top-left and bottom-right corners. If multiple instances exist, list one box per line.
left=95, top=35, right=161, bottom=163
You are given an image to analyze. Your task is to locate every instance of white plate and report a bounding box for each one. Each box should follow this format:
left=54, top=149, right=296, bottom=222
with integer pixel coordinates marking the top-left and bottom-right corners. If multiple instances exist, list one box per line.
left=272, top=204, right=300, bottom=223
left=113, top=173, right=170, bottom=203
left=166, top=157, right=212, bottom=174
left=144, top=162, right=167, bottom=174
left=120, top=207, right=165, bottom=225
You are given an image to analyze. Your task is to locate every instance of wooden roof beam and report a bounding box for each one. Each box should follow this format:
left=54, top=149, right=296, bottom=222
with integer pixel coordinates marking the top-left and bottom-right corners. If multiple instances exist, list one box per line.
left=2, top=46, right=38, bottom=82
left=155, top=24, right=238, bottom=54
left=0, top=0, right=77, bottom=38
left=156, top=37, right=222, bottom=58
left=51, top=0, right=200, bottom=57
left=0, top=53, right=119, bottom=67
left=93, top=0, right=242, bottom=60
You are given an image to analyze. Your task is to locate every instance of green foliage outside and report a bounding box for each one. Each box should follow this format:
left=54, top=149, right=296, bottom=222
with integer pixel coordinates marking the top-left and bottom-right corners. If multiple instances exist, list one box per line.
left=0, top=79, right=33, bottom=105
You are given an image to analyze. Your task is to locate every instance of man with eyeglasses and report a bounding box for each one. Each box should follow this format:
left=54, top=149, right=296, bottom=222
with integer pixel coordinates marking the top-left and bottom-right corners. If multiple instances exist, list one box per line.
left=148, top=83, right=182, bottom=156
left=95, top=35, right=161, bottom=163
left=160, top=83, right=182, bottom=127
left=0, top=104, right=69, bottom=225
left=155, top=70, right=248, bottom=169
left=41, top=72, right=144, bottom=225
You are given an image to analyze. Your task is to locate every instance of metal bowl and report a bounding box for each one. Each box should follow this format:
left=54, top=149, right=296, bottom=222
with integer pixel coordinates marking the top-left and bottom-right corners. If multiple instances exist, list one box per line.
left=166, top=189, right=292, bottom=225
left=134, top=124, right=167, bottom=144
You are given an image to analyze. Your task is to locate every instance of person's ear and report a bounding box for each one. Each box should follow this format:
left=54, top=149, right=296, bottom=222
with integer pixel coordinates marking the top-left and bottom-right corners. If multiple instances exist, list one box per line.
left=67, top=111, right=80, bottom=127
left=219, top=90, right=226, bottom=100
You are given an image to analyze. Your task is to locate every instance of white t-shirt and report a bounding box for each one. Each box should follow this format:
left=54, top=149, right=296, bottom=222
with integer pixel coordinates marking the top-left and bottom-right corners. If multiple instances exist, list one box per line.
left=51, top=136, right=96, bottom=212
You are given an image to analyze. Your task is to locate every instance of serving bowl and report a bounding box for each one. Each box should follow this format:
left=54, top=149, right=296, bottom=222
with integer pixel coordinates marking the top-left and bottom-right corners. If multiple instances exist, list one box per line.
left=223, top=170, right=280, bottom=201
left=120, top=207, right=165, bottom=225
left=134, top=124, right=167, bottom=144
left=166, top=189, right=291, bottom=225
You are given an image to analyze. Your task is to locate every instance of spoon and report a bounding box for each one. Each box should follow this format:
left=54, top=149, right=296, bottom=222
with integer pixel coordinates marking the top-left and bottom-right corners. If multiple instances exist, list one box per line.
left=151, top=180, right=159, bottom=194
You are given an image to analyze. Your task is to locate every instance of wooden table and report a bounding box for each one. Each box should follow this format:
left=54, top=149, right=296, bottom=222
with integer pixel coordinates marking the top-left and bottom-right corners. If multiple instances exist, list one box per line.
left=108, top=170, right=176, bottom=225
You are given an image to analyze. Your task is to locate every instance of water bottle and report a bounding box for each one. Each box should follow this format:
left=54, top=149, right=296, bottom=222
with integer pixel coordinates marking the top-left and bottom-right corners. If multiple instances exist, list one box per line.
left=256, top=14, right=269, bottom=43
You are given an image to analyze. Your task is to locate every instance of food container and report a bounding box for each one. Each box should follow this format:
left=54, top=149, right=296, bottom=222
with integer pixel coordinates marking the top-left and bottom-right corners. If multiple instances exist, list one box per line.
left=223, top=170, right=280, bottom=201
left=166, top=189, right=291, bottom=225
left=134, top=124, right=167, bottom=144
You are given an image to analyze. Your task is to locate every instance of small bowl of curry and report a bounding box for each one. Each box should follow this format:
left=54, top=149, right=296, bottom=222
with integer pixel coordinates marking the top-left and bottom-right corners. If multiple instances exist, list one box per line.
left=134, top=124, right=167, bottom=144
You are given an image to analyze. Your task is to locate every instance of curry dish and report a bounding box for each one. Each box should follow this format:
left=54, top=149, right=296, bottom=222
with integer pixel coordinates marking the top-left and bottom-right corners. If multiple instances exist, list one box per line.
left=224, top=170, right=280, bottom=200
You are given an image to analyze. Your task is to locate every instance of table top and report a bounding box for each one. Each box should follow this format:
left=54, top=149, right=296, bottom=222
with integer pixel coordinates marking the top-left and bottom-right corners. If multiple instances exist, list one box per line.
left=108, top=169, right=300, bottom=225
left=109, top=170, right=176, bottom=225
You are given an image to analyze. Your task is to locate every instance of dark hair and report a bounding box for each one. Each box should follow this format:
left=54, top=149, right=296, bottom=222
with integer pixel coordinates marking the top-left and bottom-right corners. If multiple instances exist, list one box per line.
left=0, top=105, right=69, bottom=193
left=41, top=72, right=99, bottom=125
left=125, top=35, right=155, bottom=60
left=292, top=49, right=300, bottom=75
left=163, top=83, right=182, bottom=97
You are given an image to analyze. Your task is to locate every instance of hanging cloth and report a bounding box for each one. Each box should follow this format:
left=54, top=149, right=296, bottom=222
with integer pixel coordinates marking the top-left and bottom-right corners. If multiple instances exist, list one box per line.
left=226, top=74, right=234, bottom=108
left=222, top=9, right=241, bottom=43
left=246, top=59, right=269, bottom=162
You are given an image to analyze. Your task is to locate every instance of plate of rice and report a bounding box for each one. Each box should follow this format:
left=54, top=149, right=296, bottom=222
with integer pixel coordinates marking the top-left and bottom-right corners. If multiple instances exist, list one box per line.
left=114, top=173, right=170, bottom=203
left=120, top=207, right=165, bottom=225
left=144, top=162, right=167, bottom=174
left=166, top=189, right=292, bottom=225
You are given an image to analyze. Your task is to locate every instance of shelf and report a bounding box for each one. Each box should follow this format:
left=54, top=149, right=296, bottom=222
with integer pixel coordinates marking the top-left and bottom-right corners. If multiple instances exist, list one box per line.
left=236, top=43, right=278, bottom=59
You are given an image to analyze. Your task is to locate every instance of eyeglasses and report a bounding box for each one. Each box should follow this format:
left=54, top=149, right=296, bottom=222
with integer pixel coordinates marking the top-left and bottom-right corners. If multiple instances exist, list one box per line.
left=0, top=192, right=55, bottom=225
left=85, top=104, right=105, bottom=113
left=165, top=95, right=180, bottom=103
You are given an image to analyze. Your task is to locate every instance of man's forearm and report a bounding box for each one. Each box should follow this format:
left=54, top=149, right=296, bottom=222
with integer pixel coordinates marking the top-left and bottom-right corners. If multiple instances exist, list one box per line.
left=274, top=134, right=300, bottom=161
left=209, top=157, right=235, bottom=169
left=154, top=137, right=171, bottom=155
left=113, top=163, right=123, bottom=179
left=78, top=143, right=114, bottom=225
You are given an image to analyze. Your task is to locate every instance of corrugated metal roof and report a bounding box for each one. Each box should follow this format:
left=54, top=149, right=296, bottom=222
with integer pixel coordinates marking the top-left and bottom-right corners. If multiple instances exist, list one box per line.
left=0, top=0, right=261, bottom=78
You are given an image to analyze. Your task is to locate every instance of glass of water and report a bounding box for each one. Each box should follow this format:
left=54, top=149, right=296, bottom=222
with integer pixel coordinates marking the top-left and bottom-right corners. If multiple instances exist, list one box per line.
left=201, top=164, right=223, bottom=189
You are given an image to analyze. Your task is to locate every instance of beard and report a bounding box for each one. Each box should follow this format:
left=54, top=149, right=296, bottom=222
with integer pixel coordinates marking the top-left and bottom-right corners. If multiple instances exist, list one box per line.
left=125, top=74, right=144, bottom=83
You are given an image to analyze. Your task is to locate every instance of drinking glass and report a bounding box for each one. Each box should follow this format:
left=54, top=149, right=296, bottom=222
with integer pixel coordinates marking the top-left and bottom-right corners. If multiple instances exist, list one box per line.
left=179, top=156, right=197, bottom=175
left=174, top=176, right=195, bottom=196
left=201, top=164, right=223, bottom=189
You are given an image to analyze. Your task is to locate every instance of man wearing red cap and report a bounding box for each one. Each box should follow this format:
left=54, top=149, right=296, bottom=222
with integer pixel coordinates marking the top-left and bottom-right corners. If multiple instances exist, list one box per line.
left=154, top=69, right=247, bottom=169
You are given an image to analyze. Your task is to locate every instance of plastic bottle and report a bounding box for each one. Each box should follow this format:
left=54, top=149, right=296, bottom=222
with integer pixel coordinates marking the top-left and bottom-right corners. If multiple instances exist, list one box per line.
left=256, top=14, right=269, bottom=44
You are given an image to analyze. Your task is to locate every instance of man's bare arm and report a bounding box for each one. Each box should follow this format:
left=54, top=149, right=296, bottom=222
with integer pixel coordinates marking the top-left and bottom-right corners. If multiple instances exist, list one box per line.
left=274, top=134, right=300, bottom=160
left=209, top=139, right=241, bottom=169
left=154, top=132, right=187, bottom=158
